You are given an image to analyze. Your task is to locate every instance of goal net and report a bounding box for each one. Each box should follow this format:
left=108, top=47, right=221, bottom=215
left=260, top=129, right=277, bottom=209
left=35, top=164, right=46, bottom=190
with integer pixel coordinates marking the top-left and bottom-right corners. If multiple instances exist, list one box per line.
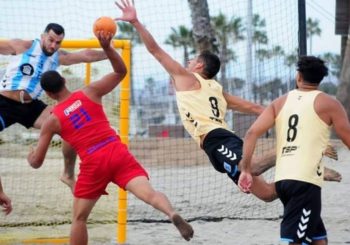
left=0, top=0, right=298, bottom=243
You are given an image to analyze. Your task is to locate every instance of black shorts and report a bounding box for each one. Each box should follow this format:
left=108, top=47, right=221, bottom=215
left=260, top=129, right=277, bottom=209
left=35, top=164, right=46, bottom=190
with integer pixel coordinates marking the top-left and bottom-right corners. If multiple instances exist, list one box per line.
left=276, top=180, right=327, bottom=244
left=0, top=94, right=47, bottom=131
left=202, top=128, right=243, bottom=184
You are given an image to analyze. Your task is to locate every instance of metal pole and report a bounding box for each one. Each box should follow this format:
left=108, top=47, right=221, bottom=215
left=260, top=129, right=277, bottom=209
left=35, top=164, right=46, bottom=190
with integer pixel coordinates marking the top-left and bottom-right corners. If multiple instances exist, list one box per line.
left=246, top=0, right=253, bottom=99
left=298, top=0, right=307, bottom=56
left=117, top=41, right=131, bottom=245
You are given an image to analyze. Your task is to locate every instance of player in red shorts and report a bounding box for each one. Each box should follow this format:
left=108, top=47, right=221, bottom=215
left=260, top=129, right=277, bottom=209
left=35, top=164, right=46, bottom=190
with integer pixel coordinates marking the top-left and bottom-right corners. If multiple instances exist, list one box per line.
left=27, top=31, right=193, bottom=244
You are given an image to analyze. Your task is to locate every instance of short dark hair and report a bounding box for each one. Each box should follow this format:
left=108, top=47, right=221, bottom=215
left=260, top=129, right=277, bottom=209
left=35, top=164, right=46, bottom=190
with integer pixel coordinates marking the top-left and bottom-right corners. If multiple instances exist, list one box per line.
left=296, top=56, right=328, bottom=85
left=44, top=23, right=65, bottom=36
left=197, top=50, right=221, bottom=79
left=40, top=70, right=65, bottom=93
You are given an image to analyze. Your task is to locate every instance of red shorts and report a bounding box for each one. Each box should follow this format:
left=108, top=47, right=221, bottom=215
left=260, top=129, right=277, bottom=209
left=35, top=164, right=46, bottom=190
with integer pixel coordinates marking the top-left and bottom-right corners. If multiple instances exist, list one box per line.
left=74, top=141, right=148, bottom=199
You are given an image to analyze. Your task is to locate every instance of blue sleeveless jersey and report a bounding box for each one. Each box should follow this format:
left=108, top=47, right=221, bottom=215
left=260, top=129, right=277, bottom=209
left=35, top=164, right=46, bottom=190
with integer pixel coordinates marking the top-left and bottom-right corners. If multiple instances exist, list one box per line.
left=0, top=39, right=59, bottom=99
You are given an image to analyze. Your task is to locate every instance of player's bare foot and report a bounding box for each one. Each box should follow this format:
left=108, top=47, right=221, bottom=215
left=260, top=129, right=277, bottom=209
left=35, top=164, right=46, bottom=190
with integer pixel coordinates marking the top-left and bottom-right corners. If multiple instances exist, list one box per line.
left=171, top=214, right=194, bottom=241
left=324, top=167, right=342, bottom=182
left=60, top=175, right=76, bottom=193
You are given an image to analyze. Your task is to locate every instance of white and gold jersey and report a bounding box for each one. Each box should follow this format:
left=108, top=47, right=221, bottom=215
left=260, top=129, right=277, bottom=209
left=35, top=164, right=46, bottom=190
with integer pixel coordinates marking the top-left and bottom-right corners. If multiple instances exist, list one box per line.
left=175, top=73, right=230, bottom=145
left=275, top=89, right=331, bottom=187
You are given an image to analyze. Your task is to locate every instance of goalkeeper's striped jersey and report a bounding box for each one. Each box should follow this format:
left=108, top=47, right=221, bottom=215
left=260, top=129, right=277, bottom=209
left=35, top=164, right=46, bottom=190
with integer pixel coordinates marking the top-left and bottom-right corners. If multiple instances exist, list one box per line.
left=175, top=73, right=230, bottom=146
left=0, top=39, right=59, bottom=99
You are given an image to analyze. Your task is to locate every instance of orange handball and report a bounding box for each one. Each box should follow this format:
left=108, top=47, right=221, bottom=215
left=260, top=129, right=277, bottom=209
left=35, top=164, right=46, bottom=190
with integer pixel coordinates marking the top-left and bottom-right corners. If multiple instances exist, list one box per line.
left=93, top=16, right=117, bottom=37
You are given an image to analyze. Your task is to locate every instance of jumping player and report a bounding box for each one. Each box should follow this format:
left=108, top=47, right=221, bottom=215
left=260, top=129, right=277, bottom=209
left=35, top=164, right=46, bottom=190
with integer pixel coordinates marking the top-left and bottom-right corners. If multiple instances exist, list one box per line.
left=27, top=30, right=193, bottom=244
left=114, top=0, right=341, bottom=203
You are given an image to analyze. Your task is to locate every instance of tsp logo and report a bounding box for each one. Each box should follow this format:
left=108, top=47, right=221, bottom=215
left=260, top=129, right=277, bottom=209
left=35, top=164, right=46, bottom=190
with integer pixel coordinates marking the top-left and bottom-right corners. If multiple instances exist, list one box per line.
left=282, top=146, right=297, bottom=154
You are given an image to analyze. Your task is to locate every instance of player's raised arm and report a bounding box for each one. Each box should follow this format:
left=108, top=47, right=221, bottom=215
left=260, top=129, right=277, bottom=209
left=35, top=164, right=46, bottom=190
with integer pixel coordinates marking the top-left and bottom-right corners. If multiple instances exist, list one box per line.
left=0, top=39, right=32, bottom=55
left=85, top=30, right=127, bottom=100
left=114, top=0, right=191, bottom=88
left=58, top=49, right=107, bottom=66
left=223, top=92, right=265, bottom=115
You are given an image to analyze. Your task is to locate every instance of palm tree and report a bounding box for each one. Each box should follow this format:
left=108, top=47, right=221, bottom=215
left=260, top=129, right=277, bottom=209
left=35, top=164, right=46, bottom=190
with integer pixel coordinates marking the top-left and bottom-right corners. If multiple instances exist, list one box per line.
left=117, top=22, right=141, bottom=43
left=269, top=45, right=285, bottom=97
left=187, top=0, right=216, bottom=52
left=266, top=78, right=282, bottom=100
left=211, top=12, right=245, bottom=92
left=284, top=50, right=298, bottom=68
left=284, top=49, right=298, bottom=90
left=269, top=45, right=285, bottom=79
left=321, top=52, right=341, bottom=78
left=319, top=82, right=337, bottom=95
left=255, top=48, right=270, bottom=103
left=165, top=25, right=195, bottom=66
left=252, top=14, right=268, bottom=97
left=306, top=18, right=321, bottom=55
left=145, top=77, right=155, bottom=96
left=116, top=22, right=142, bottom=105
left=252, top=14, right=268, bottom=46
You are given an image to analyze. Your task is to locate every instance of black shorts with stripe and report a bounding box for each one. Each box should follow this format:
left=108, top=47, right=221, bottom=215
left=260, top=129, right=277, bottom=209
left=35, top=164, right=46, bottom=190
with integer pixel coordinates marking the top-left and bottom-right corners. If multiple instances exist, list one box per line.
left=0, top=94, right=47, bottom=131
left=276, top=180, right=327, bottom=244
left=202, top=128, right=243, bottom=184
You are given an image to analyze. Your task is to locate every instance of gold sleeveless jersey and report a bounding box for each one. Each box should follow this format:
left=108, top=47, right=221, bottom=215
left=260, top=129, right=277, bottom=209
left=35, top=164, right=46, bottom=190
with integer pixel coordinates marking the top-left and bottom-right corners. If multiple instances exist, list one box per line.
left=175, top=73, right=230, bottom=145
left=275, top=90, right=331, bottom=187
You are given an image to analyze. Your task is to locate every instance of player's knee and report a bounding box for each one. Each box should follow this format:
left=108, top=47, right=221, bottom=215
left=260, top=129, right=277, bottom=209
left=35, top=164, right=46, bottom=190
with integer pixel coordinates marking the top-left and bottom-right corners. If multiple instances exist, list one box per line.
left=72, top=211, right=90, bottom=223
left=250, top=167, right=262, bottom=176
left=251, top=177, right=277, bottom=202
left=261, top=193, right=277, bottom=203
